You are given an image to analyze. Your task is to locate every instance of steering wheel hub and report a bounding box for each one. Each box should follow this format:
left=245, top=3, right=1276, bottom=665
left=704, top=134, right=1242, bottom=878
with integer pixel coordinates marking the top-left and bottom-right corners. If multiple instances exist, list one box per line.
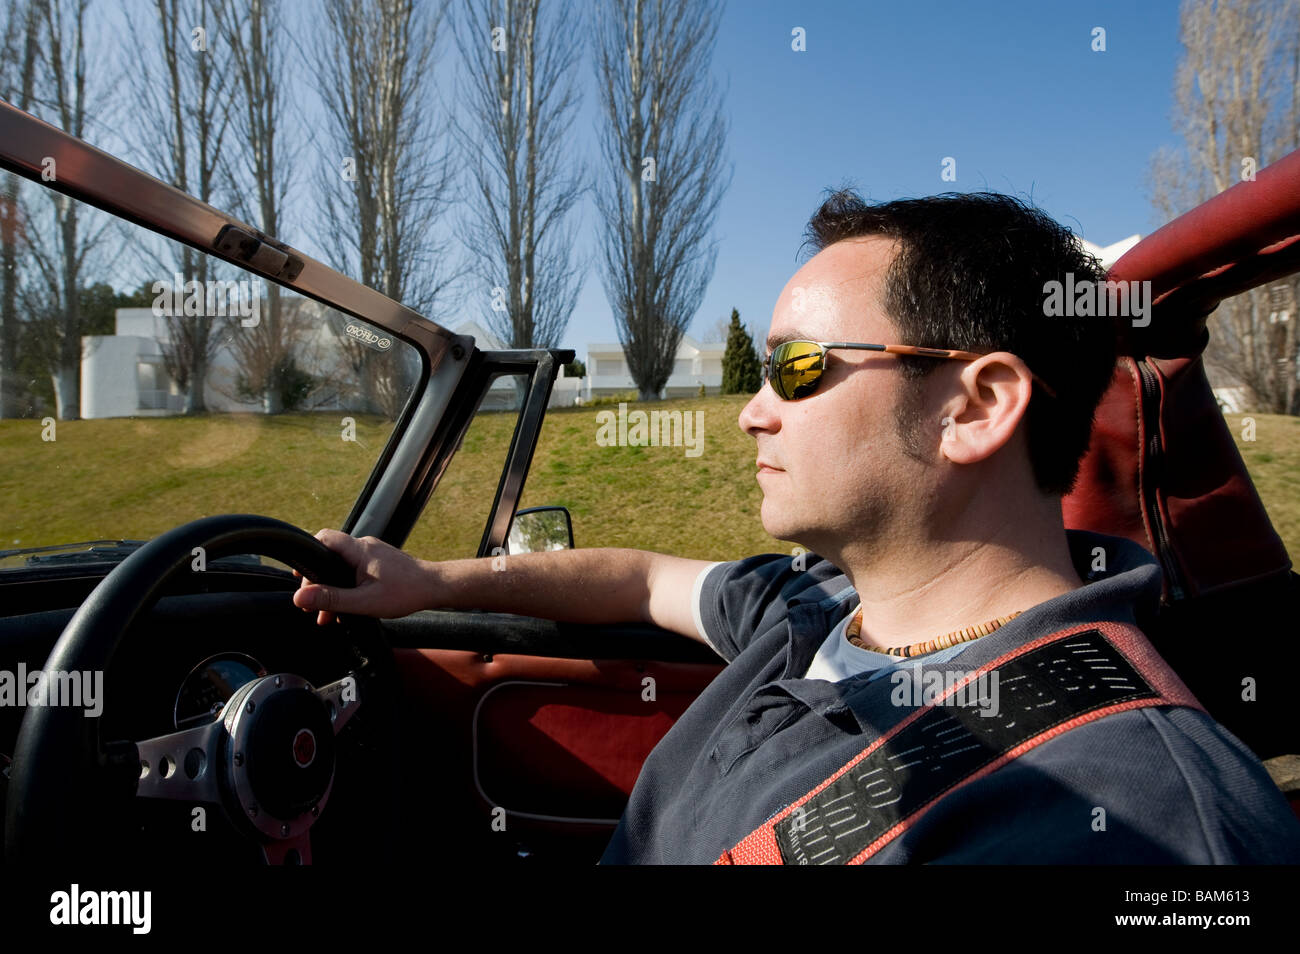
left=225, top=674, right=336, bottom=841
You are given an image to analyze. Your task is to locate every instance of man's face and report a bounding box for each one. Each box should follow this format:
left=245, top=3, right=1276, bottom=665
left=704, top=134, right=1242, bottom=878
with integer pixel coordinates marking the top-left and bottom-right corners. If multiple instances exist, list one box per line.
left=738, top=236, right=941, bottom=556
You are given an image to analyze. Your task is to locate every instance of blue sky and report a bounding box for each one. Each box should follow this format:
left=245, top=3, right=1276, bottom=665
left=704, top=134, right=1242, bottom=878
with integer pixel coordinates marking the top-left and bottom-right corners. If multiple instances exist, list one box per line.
left=82, top=0, right=1189, bottom=358
left=556, top=0, right=1186, bottom=354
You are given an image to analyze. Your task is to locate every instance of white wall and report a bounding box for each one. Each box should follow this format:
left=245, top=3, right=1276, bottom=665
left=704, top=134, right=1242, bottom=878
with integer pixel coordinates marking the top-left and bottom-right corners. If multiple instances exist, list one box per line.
left=82, top=335, right=159, bottom=418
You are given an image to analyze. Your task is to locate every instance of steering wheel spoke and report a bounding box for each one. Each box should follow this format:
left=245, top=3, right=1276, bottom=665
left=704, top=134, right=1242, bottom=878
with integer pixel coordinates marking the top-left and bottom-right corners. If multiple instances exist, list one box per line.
left=134, top=720, right=225, bottom=805
left=261, top=832, right=311, bottom=865
left=313, top=673, right=363, bottom=735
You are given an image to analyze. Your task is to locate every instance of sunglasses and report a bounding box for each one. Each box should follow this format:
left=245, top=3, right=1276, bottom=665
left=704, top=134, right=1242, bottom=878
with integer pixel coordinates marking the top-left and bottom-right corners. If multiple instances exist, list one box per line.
left=763, top=340, right=1059, bottom=401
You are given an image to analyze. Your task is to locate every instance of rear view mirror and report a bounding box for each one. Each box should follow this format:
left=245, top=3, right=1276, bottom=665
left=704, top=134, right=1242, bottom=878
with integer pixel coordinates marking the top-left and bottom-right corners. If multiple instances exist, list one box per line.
left=507, top=506, right=574, bottom=554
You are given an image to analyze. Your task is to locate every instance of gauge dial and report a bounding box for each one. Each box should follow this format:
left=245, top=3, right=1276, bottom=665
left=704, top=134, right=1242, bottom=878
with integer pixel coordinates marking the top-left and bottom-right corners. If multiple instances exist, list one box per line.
left=174, top=653, right=267, bottom=730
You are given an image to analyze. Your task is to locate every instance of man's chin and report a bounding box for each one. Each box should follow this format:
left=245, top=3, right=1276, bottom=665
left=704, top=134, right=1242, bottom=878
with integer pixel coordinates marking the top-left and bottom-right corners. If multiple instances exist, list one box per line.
left=759, top=508, right=807, bottom=551
left=762, top=514, right=838, bottom=558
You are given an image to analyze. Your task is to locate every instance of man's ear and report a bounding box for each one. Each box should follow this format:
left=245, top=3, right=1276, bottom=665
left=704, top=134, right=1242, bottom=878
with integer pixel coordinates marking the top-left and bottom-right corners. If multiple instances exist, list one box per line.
left=938, top=353, right=1034, bottom=465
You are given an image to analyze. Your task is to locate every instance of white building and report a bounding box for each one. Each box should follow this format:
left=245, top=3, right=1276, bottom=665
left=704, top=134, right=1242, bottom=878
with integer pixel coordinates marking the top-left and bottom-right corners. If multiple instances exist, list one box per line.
left=83, top=299, right=398, bottom=418
left=584, top=333, right=726, bottom=401
left=82, top=307, right=280, bottom=418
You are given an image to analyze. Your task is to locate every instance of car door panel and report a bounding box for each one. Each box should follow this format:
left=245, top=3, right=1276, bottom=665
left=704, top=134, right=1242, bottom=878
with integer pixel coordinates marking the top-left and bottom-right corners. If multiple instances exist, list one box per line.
left=385, top=613, right=723, bottom=862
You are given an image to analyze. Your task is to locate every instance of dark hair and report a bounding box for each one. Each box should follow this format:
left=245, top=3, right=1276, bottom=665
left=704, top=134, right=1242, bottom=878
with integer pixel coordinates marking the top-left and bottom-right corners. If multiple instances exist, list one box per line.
left=801, top=190, right=1116, bottom=495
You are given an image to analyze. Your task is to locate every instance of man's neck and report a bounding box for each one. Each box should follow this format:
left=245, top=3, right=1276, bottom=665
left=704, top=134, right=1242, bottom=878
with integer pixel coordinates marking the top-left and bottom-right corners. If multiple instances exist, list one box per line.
left=827, top=506, right=1083, bottom=653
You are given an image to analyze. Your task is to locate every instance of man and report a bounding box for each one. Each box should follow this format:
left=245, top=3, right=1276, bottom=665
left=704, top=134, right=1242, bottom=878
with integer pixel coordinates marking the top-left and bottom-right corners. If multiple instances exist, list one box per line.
left=294, top=191, right=1300, bottom=864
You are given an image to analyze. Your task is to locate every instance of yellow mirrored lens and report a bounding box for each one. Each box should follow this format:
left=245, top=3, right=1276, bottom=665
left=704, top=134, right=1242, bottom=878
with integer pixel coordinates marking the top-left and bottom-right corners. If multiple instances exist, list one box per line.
left=773, top=342, right=823, bottom=399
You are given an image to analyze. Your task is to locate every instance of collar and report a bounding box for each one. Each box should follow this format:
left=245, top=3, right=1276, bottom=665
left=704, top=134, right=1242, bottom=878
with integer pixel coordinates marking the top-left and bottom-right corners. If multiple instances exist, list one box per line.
left=777, top=530, right=1163, bottom=712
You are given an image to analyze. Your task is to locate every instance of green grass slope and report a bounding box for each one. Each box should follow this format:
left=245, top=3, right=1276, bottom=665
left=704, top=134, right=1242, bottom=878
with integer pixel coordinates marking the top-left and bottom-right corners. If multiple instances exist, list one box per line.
left=0, top=400, right=1293, bottom=571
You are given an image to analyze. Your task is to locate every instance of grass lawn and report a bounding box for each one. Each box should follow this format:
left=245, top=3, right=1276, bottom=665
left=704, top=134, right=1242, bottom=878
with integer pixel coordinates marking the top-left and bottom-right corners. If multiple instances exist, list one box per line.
left=510, top=395, right=785, bottom=560
left=1224, top=413, right=1300, bottom=566
left=0, top=413, right=396, bottom=552
left=1, top=399, right=1295, bottom=570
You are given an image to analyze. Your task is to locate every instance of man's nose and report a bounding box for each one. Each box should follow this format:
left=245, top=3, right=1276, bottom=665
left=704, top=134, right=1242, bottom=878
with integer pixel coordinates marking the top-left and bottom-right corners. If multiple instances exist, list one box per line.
left=738, top=381, right=779, bottom=436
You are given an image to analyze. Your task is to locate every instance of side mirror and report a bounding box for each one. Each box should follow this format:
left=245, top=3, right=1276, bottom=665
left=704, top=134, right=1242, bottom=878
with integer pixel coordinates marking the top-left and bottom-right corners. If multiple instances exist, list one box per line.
left=507, top=506, right=575, bottom=554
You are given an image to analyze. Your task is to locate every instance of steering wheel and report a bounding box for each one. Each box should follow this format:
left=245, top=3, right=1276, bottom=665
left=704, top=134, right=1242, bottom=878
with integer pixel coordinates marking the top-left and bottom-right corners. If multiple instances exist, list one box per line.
left=3, top=514, right=400, bottom=865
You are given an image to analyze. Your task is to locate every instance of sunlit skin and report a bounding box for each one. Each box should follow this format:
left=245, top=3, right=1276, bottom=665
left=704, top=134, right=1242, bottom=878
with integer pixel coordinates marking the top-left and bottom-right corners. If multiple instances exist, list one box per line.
left=738, top=236, right=1083, bottom=651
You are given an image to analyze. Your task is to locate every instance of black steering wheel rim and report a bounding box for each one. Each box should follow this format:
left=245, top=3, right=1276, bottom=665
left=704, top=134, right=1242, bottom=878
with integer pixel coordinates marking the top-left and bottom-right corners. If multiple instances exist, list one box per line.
left=3, top=513, right=399, bottom=864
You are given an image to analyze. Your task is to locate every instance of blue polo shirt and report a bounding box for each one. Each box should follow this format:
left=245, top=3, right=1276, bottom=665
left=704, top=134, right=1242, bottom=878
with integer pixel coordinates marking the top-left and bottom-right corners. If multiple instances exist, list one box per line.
left=600, top=530, right=1300, bottom=864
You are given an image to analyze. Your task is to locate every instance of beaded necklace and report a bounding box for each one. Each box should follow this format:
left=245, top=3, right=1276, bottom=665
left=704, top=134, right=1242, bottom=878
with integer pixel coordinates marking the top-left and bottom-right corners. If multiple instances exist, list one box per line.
left=845, top=606, right=1022, bottom=657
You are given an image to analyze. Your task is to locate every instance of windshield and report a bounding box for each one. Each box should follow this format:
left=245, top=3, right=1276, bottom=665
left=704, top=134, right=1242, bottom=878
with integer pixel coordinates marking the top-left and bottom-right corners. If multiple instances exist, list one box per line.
left=0, top=187, right=422, bottom=571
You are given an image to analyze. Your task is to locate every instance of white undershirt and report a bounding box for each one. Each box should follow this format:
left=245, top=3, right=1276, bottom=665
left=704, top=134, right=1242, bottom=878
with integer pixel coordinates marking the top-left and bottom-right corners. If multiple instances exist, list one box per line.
left=803, top=602, right=903, bottom=681
left=691, top=562, right=725, bottom=656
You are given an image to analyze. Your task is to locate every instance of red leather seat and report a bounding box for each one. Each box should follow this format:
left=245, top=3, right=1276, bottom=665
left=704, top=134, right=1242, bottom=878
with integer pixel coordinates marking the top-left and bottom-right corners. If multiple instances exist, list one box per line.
left=1062, top=149, right=1300, bottom=773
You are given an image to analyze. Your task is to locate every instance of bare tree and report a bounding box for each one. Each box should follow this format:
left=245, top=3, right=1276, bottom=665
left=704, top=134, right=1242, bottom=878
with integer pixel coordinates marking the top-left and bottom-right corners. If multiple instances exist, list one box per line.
left=453, top=0, right=586, bottom=358
left=593, top=0, right=730, bottom=402
left=315, top=0, right=458, bottom=313
left=207, top=292, right=314, bottom=410
left=123, top=0, right=234, bottom=414
left=214, top=0, right=298, bottom=413
left=312, top=0, right=457, bottom=417
left=19, top=0, right=119, bottom=420
left=0, top=0, right=41, bottom=417
left=1149, top=0, right=1299, bottom=414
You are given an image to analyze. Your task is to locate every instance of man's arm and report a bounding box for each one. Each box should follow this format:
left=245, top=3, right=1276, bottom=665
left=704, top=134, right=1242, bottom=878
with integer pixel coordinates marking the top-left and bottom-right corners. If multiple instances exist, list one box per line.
left=292, top=530, right=718, bottom=646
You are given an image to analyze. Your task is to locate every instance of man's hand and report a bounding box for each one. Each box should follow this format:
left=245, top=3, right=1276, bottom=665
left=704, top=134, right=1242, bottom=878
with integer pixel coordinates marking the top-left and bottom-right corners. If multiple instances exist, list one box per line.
left=292, top=529, right=434, bottom=626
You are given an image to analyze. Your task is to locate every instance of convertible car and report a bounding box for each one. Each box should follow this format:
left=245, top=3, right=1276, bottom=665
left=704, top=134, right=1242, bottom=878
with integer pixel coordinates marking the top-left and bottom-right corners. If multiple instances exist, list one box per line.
left=0, top=99, right=1296, bottom=867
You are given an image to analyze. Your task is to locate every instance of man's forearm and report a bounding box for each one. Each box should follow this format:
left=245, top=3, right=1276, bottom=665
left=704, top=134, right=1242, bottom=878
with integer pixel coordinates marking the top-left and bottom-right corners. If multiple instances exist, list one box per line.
left=421, top=547, right=657, bottom=625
